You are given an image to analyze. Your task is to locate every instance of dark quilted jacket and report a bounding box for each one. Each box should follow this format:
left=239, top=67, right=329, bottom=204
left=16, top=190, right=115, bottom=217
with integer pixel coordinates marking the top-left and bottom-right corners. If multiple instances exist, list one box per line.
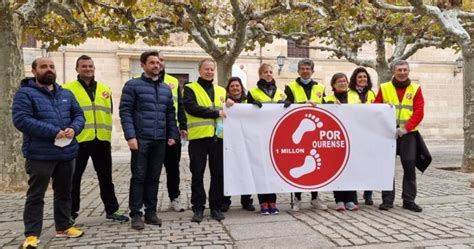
left=119, top=74, right=178, bottom=141
left=12, top=78, right=85, bottom=161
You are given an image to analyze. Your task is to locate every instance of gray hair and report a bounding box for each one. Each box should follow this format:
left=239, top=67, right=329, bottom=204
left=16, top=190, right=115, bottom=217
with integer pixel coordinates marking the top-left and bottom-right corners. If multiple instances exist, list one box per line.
left=391, top=60, right=410, bottom=72
left=297, top=59, right=314, bottom=70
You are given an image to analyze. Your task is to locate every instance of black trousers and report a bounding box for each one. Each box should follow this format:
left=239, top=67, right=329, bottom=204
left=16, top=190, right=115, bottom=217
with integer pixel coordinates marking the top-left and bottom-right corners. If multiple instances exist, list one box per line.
left=382, top=132, right=417, bottom=205
left=223, top=195, right=253, bottom=206
left=258, top=194, right=276, bottom=204
left=294, top=191, right=318, bottom=201
left=129, top=139, right=166, bottom=217
left=71, top=139, right=119, bottom=219
left=163, top=140, right=181, bottom=201
left=189, top=138, right=223, bottom=212
left=24, top=159, right=74, bottom=237
left=333, top=191, right=357, bottom=203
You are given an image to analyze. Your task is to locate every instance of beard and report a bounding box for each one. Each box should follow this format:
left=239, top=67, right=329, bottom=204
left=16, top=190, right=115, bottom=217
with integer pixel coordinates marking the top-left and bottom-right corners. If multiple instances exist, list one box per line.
left=37, top=72, right=56, bottom=85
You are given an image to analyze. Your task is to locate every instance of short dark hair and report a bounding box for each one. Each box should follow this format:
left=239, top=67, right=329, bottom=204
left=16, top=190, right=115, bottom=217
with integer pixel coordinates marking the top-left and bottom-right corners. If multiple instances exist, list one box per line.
left=330, top=72, right=348, bottom=91
left=140, top=50, right=160, bottom=64
left=297, top=59, right=314, bottom=70
left=75, top=55, right=92, bottom=68
left=349, top=67, right=373, bottom=91
left=31, top=59, right=38, bottom=70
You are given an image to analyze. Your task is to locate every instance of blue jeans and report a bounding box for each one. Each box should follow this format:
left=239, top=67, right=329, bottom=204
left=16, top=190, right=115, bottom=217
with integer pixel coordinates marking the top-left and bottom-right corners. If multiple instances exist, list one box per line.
left=129, top=139, right=166, bottom=217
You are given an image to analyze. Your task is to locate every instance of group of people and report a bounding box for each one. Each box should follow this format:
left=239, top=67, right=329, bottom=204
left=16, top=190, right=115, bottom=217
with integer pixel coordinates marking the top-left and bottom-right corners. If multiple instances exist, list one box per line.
left=12, top=51, right=424, bottom=249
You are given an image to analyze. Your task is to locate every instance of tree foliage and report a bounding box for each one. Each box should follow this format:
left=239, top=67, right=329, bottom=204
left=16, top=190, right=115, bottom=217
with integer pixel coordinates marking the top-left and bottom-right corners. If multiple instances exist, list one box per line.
left=264, top=0, right=454, bottom=82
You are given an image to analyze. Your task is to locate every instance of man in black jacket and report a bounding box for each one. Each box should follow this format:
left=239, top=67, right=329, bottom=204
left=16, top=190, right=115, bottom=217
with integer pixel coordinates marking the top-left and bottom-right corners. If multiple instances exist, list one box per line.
left=183, top=59, right=227, bottom=223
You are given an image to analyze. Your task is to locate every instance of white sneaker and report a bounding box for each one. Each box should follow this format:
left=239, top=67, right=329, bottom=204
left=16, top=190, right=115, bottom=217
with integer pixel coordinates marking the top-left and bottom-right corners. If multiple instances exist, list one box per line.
left=311, top=198, right=328, bottom=210
left=292, top=198, right=301, bottom=211
left=169, top=197, right=185, bottom=212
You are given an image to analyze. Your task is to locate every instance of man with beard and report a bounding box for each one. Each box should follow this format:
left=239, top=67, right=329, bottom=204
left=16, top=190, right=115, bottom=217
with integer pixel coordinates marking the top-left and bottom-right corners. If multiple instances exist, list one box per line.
left=157, top=53, right=187, bottom=212
left=119, top=50, right=178, bottom=230
left=12, top=57, right=85, bottom=249
left=63, top=55, right=129, bottom=224
left=374, top=60, right=425, bottom=213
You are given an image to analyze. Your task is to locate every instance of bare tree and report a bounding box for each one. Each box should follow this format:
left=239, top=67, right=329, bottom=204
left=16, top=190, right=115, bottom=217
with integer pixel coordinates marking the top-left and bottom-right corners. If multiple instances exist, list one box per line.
left=263, top=1, right=452, bottom=83
left=371, top=0, right=474, bottom=172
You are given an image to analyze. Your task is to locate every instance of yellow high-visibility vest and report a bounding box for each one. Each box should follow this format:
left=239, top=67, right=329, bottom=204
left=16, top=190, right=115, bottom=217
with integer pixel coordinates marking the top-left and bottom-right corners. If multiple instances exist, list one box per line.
left=185, top=82, right=226, bottom=140
left=249, top=87, right=286, bottom=103
left=380, top=81, right=420, bottom=131
left=323, top=93, right=360, bottom=104
left=347, top=89, right=376, bottom=104
left=287, top=81, right=325, bottom=104
left=63, top=80, right=112, bottom=142
left=164, top=74, right=180, bottom=121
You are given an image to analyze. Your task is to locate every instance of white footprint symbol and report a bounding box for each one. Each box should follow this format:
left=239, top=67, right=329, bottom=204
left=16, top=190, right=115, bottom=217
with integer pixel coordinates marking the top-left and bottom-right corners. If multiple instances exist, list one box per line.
left=292, top=114, right=323, bottom=144
left=290, top=148, right=322, bottom=178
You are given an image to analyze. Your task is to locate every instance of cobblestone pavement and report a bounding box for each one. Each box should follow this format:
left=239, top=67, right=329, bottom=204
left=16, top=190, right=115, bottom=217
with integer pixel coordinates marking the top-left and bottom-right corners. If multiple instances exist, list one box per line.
left=1, top=140, right=473, bottom=248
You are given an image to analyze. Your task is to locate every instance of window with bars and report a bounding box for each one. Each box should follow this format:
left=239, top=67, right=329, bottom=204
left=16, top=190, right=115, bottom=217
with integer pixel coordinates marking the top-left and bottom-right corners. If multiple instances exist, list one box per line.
left=287, top=40, right=309, bottom=58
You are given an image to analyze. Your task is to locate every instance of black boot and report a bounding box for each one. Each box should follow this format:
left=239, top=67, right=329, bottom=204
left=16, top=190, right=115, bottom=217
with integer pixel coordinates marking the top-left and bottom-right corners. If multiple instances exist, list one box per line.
left=210, top=209, right=225, bottom=221
left=191, top=210, right=204, bottom=223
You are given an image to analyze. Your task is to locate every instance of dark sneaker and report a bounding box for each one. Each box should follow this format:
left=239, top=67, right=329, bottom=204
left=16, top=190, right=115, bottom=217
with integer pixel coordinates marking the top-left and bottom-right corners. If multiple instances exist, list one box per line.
left=260, top=203, right=270, bottom=215
left=131, top=215, right=144, bottom=230
left=106, top=211, right=130, bottom=223
left=144, top=213, right=162, bottom=226
left=269, top=203, right=279, bottom=215
left=403, top=203, right=423, bottom=212
left=191, top=210, right=204, bottom=223
left=242, top=202, right=256, bottom=211
left=221, top=203, right=230, bottom=212
left=364, top=197, right=374, bottom=206
left=210, top=209, right=225, bottom=221
left=379, top=203, right=394, bottom=211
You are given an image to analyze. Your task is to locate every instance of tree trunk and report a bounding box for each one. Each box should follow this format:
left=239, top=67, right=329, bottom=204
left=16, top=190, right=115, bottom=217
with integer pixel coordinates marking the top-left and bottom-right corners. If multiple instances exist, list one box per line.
left=461, top=46, right=474, bottom=173
left=215, top=56, right=235, bottom=88
left=375, top=63, right=392, bottom=84
left=0, top=3, right=27, bottom=190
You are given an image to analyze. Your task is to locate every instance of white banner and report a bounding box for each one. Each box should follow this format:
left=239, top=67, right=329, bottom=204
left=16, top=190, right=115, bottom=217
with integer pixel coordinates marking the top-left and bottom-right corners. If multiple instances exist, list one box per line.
left=223, top=104, right=396, bottom=195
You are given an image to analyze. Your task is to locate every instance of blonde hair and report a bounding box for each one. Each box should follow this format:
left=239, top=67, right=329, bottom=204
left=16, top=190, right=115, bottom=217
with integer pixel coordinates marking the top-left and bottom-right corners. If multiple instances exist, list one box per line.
left=258, top=63, right=273, bottom=77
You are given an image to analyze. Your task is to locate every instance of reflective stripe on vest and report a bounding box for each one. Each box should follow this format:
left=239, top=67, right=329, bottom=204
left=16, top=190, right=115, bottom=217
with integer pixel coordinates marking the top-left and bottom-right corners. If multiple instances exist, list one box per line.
left=164, top=74, right=180, bottom=123
left=380, top=82, right=420, bottom=131
left=63, top=80, right=112, bottom=142
left=287, top=81, right=325, bottom=104
left=347, top=89, right=376, bottom=104
left=323, top=93, right=360, bottom=104
left=249, top=87, right=286, bottom=103
left=185, top=82, right=226, bottom=140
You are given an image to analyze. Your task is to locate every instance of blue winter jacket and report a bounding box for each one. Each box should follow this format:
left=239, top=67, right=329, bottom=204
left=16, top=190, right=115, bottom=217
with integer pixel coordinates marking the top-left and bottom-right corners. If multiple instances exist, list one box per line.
left=12, top=78, right=85, bottom=161
left=119, top=73, right=178, bottom=141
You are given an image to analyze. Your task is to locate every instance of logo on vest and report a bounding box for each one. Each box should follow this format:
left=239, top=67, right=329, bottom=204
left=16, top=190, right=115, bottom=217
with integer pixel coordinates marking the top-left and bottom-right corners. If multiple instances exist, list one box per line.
left=269, top=106, right=350, bottom=189
left=169, top=83, right=175, bottom=90
left=316, top=92, right=321, bottom=98
left=406, top=93, right=412, bottom=100
left=102, top=91, right=110, bottom=99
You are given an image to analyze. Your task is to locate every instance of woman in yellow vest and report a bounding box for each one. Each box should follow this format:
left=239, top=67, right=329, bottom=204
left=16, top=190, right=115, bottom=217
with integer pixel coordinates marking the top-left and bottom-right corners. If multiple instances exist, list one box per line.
left=324, top=73, right=359, bottom=211
left=247, top=63, right=286, bottom=215
left=221, top=77, right=256, bottom=212
left=348, top=67, right=376, bottom=206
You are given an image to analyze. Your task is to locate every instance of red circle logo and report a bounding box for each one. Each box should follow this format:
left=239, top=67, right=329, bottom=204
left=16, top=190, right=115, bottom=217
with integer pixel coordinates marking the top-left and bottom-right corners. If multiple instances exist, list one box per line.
left=270, top=106, right=350, bottom=189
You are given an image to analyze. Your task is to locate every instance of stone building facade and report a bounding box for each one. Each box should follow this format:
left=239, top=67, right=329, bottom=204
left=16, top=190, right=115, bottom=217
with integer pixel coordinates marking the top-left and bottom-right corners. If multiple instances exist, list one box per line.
left=22, top=37, right=464, bottom=151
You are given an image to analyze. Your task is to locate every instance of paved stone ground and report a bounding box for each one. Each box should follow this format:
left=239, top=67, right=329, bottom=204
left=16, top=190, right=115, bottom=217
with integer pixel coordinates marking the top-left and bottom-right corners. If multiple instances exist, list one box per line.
left=1, top=140, right=473, bottom=248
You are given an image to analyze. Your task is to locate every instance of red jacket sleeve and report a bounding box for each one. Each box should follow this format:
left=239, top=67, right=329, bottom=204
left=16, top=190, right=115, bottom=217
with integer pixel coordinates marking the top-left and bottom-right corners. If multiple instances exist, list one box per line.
left=404, top=87, right=424, bottom=132
left=373, top=88, right=383, bottom=103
